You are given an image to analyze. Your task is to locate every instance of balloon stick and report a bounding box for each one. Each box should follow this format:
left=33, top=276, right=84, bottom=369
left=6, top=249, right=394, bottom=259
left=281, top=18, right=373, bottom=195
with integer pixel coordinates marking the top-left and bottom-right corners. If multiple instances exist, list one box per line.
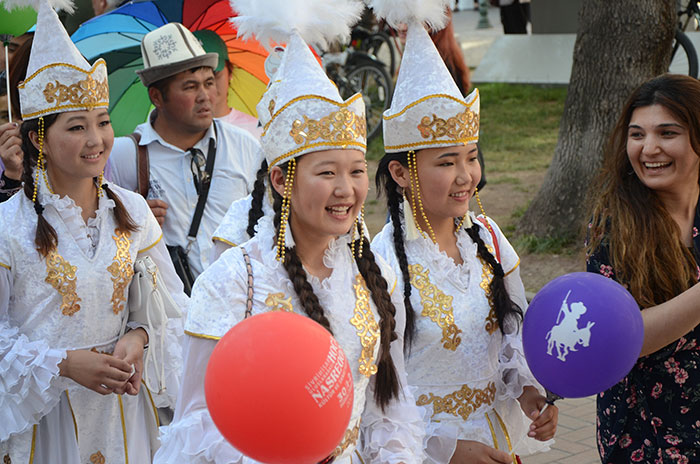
left=4, top=43, right=11, bottom=123
left=539, top=389, right=562, bottom=416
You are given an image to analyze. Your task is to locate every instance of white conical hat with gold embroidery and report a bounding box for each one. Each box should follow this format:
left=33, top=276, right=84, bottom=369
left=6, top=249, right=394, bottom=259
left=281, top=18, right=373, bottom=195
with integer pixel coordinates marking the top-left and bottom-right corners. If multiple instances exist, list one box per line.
left=9, top=0, right=109, bottom=120
left=230, top=0, right=366, bottom=168
left=368, top=0, right=479, bottom=153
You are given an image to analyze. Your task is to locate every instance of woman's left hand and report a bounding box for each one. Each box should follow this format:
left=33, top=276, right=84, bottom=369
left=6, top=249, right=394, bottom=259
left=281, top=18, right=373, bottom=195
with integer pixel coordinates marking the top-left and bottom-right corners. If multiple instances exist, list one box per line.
left=517, top=386, right=558, bottom=441
left=113, top=328, right=148, bottom=396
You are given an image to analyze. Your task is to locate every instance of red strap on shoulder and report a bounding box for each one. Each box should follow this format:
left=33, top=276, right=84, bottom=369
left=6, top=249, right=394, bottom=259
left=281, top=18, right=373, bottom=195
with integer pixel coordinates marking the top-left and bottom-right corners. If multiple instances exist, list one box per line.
left=477, top=216, right=500, bottom=263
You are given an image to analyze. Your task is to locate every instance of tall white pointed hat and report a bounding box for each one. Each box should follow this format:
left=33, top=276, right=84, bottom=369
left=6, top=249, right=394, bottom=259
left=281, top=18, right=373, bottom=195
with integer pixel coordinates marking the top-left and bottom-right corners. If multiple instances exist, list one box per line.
left=10, top=0, right=109, bottom=120
left=368, top=0, right=479, bottom=152
left=231, top=0, right=366, bottom=168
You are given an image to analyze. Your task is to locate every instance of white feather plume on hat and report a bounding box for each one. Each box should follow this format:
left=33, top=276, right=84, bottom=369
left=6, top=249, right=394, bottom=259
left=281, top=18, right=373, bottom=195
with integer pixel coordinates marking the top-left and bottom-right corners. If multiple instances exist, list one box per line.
left=1, top=0, right=74, bottom=14
left=365, top=0, right=450, bottom=31
left=230, top=0, right=363, bottom=50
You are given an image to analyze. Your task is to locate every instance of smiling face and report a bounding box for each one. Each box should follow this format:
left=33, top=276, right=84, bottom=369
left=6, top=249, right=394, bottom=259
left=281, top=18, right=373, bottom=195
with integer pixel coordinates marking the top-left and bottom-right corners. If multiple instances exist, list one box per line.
left=271, top=149, right=369, bottom=246
left=390, top=144, right=481, bottom=227
left=150, top=67, right=217, bottom=135
left=627, top=104, right=700, bottom=196
left=32, top=109, right=113, bottom=189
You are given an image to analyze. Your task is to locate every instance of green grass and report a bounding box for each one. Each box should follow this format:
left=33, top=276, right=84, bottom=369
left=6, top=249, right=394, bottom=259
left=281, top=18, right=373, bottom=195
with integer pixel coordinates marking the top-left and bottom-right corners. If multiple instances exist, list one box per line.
left=479, top=83, right=567, bottom=172
left=513, top=234, right=577, bottom=255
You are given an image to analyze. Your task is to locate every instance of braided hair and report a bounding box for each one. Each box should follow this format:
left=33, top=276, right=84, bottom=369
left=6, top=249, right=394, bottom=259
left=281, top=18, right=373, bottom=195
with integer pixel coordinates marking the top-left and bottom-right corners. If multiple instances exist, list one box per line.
left=20, top=114, right=137, bottom=257
left=376, top=151, right=522, bottom=343
left=247, top=159, right=269, bottom=238
left=264, top=159, right=400, bottom=410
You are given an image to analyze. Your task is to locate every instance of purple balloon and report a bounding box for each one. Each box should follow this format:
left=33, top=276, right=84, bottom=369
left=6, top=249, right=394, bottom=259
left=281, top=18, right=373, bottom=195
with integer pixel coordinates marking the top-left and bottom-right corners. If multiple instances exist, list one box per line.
left=522, top=272, right=643, bottom=398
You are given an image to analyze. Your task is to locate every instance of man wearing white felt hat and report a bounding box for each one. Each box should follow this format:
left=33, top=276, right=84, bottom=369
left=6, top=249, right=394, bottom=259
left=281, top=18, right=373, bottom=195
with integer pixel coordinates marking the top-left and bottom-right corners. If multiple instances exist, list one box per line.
left=108, top=22, right=262, bottom=294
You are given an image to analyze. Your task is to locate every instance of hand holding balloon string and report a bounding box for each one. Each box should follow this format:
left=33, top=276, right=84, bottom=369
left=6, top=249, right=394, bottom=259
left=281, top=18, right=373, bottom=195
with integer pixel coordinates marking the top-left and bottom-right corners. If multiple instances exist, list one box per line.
left=518, top=386, right=558, bottom=441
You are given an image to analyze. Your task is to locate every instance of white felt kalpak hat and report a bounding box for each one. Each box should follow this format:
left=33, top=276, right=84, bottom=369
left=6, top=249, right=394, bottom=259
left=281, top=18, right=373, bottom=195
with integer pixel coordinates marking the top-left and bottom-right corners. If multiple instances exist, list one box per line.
left=231, top=0, right=367, bottom=169
left=12, top=0, right=109, bottom=120
left=136, top=22, right=219, bottom=87
left=368, top=0, right=480, bottom=153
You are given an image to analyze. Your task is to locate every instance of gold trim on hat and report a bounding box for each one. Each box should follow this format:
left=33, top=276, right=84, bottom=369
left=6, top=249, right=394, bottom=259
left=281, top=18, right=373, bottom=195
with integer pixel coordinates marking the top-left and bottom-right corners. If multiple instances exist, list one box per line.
left=268, top=140, right=367, bottom=171
left=383, top=90, right=479, bottom=121
left=384, top=137, right=477, bottom=151
left=417, top=108, right=479, bottom=141
left=19, top=60, right=110, bottom=119
left=290, top=108, right=366, bottom=145
left=261, top=92, right=364, bottom=136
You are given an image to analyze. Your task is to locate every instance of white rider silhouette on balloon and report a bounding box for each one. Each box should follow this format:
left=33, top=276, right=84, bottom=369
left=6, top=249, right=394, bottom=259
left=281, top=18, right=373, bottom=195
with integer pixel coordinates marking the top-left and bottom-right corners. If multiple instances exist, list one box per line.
left=545, top=291, right=596, bottom=361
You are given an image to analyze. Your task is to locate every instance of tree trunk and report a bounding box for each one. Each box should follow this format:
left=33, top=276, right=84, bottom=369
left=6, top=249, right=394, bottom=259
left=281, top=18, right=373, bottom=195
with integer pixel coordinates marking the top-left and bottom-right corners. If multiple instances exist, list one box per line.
left=517, top=0, right=676, bottom=238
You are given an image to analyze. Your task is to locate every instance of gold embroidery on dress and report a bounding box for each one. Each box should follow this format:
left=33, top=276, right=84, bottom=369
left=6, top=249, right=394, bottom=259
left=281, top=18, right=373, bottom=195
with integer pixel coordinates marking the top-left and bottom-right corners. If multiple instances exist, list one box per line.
left=417, top=107, right=479, bottom=141
left=409, top=264, right=462, bottom=350
left=290, top=108, right=366, bottom=146
left=89, top=451, right=105, bottom=464
left=107, top=230, right=133, bottom=314
left=268, top=99, right=276, bottom=115
left=3, top=454, right=11, bottom=464
left=45, top=250, right=81, bottom=316
left=265, top=292, right=293, bottom=312
left=43, top=74, right=109, bottom=112
left=349, top=274, right=379, bottom=377
left=478, top=244, right=499, bottom=334
left=331, top=421, right=361, bottom=457
left=416, top=382, right=496, bottom=421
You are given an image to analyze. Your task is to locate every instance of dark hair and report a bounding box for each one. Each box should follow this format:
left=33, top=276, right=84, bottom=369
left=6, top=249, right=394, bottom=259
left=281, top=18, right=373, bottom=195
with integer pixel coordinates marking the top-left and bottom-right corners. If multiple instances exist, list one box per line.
left=246, top=159, right=269, bottom=237
left=8, top=32, right=34, bottom=119
left=20, top=114, right=138, bottom=257
left=376, top=150, right=522, bottom=347
left=149, top=66, right=213, bottom=102
left=248, top=159, right=400, bottom=410
left=587, top=74, right=700, bottom=307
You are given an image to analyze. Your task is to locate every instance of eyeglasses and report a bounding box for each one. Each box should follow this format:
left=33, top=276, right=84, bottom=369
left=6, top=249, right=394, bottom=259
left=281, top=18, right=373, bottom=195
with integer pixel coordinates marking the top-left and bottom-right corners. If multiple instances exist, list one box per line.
left=189, top=148, right=209, bottom=195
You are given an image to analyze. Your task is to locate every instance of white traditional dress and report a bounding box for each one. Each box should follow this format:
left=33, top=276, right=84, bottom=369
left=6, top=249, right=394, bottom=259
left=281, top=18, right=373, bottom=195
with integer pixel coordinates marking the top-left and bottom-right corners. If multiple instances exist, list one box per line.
left=371, top=212, right=551, bottom=463
left=0, top=179, right=186, bottom=463
left=155, top=215, right=425, bottom=463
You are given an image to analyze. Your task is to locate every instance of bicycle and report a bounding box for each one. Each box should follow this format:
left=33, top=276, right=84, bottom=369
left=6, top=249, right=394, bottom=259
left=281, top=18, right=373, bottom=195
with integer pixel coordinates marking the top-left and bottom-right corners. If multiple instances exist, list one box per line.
left=670, top=0, right=699, bottom=78
left=323, top=48, right=393, bottom=142
left=350, top=25, right=398, bottom=78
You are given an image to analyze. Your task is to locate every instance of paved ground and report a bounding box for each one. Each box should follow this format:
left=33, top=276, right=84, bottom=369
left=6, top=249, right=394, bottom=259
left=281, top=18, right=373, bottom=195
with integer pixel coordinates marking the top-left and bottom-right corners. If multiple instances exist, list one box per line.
left=450, top=7, right=601, bottom=463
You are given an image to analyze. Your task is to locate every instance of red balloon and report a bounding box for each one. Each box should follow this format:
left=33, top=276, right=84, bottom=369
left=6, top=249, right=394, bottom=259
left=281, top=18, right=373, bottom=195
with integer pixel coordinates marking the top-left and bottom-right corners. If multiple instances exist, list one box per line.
left=205, top=311, right=354, bottom=464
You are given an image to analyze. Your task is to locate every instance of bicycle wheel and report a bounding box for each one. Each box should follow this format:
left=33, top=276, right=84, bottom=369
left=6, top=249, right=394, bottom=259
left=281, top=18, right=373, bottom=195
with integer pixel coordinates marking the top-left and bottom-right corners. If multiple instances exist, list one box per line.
left=367, top=32, right=396, bottom=77
left=343, top=62, right=393, bottom=142
left=669, top=29, right=698, bottom=78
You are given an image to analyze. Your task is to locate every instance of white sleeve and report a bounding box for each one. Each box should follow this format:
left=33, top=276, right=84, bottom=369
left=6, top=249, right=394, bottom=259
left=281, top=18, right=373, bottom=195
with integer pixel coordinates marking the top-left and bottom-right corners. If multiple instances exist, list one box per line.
left=154, top=336, right=262, bottom=464
left=360, top=269, right=425, bottom=464
left=0, top=266, right=68, bottom=442
left=210, top=240, right=233, bottom=263
left=498, top=262, right=541, bottom=401
left=107, top=136, right=139, bottom=191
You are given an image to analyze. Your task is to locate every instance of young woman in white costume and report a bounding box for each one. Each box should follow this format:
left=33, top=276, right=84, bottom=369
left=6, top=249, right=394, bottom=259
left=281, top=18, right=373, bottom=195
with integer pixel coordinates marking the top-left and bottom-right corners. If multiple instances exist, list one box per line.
left=367, top=1, right=558, bottom=463
left=154, top=1, right=424, bottom=463
left=0, top=1, right=185, bottom=462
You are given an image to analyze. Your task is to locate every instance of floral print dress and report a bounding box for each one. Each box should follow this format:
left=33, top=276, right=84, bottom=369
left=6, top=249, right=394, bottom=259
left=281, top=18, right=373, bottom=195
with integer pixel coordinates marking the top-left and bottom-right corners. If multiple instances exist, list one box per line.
left=586, top=202, right=700, bottom=463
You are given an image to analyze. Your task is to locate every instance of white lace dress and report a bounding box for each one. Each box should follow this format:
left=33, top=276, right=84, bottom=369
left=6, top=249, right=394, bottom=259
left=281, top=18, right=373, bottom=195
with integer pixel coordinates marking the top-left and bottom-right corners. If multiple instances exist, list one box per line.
left=371, top=212, right=552, bottom=463
left=155, top=215, right=425, bottom=464
left=0, top=179, right=186, bottom=463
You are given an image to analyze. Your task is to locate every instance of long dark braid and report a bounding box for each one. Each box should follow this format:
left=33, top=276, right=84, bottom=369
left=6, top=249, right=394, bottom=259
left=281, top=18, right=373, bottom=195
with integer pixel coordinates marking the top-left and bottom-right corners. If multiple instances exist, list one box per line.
left=21, top=116, right=58, bottom=257
left=465, top=222, right=523, bottom=333
left=247, top=159, right=268, bottom=237
left=102, top=184, right=138, bottom=234
left=375, top=152, right=416, bottom=350
left=353, top=235, right=400, bottom=410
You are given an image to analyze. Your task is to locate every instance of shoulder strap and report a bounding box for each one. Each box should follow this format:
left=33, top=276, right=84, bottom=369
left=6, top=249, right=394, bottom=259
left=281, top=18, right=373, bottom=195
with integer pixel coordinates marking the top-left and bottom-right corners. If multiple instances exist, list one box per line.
left=477, top=216, right=500, bottom=263
left=128, top=132, right=150, bottom=198
left=187, top=122, right=218, bottom=239
left=241, top=246, right=254, bottom=318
